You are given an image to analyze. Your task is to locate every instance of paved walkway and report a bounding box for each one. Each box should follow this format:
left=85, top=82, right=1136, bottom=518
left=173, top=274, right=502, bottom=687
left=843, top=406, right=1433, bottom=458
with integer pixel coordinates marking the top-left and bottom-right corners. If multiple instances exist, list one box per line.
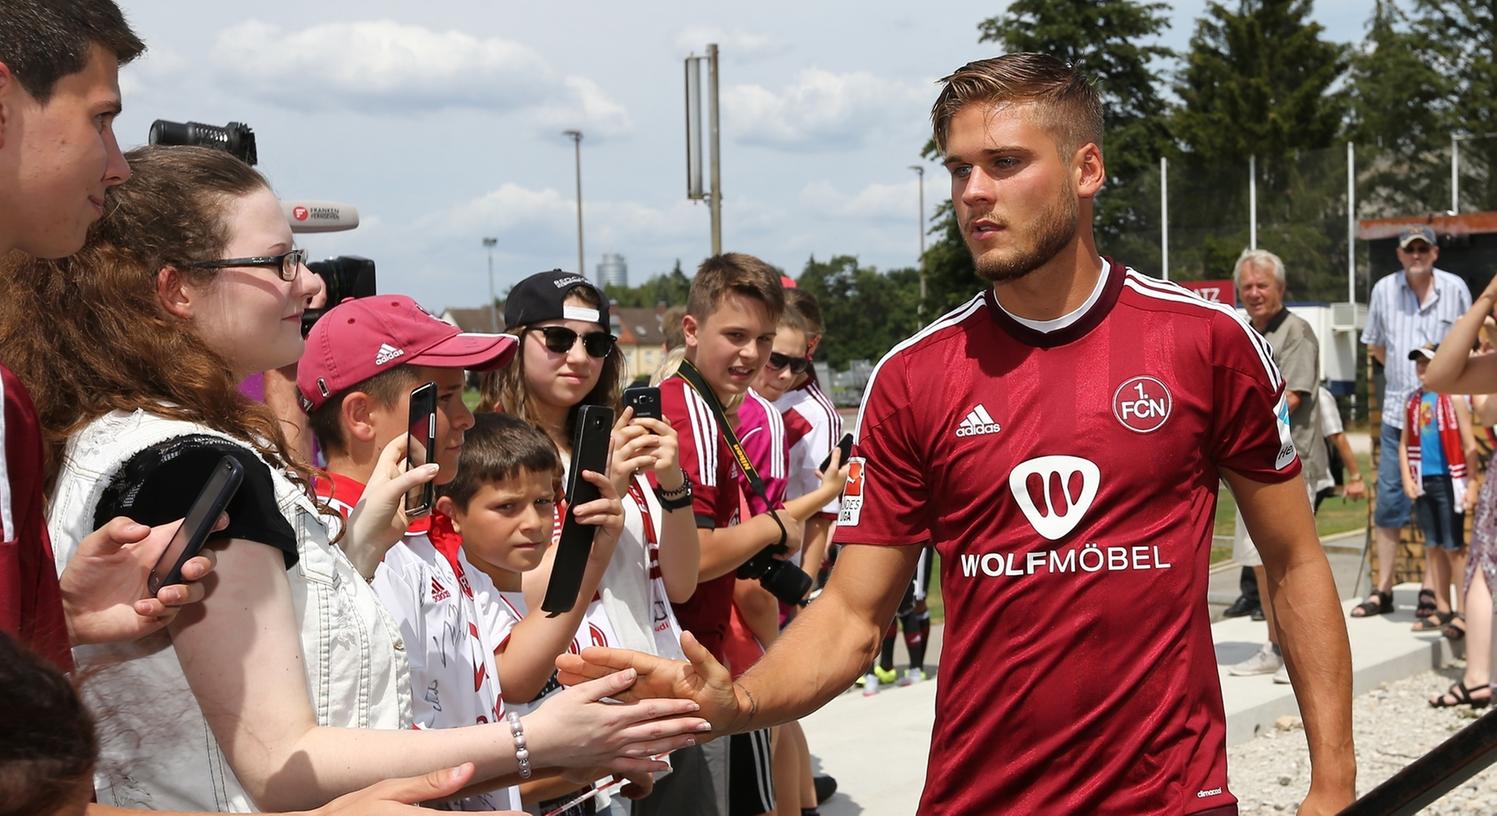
left=803, top=528, right=1461, bottom=815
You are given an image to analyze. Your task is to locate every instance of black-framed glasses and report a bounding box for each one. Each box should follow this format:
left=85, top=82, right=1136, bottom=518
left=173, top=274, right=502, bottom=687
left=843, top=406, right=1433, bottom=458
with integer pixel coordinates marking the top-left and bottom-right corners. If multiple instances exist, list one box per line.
left=527, top=325, right=616, bottom=358
left=184, top=248, right=308, bottom=282
left=1401, top=243, right=1433, bottom=255
left=766, top=352, right=811, bottom=375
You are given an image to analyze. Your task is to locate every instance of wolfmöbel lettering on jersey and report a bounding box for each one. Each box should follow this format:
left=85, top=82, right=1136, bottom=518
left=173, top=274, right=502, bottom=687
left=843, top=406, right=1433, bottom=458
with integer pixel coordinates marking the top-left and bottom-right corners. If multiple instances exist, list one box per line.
left=836, top=259, right=1297, bottom=813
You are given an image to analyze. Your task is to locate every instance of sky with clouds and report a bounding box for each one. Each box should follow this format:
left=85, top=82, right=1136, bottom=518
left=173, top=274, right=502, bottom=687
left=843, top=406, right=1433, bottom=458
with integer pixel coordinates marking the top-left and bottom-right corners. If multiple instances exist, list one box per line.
left=112, top=1, right=1373, bottom=314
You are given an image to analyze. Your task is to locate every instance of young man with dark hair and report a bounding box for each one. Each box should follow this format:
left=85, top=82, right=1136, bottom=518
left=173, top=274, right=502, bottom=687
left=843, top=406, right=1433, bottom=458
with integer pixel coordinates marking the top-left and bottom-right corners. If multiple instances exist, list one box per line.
left=561, top=53, right=1356, bottom=815
left=0, top=0, right=211, bottom=668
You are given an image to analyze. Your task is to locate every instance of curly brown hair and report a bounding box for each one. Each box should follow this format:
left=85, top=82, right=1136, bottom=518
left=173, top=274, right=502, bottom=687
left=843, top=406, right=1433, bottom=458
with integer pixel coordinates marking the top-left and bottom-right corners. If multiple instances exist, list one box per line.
left=0, top=145, right=315, bottom=494
left=478, top=284, right=626, bottom=444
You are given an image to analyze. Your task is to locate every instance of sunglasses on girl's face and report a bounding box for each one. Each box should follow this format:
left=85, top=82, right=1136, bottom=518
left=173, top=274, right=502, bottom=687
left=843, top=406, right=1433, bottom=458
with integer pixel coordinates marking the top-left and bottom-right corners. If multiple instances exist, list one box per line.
left=765, top=352, right=811, bottom=375
left=528, top=325, right=616, bottom=358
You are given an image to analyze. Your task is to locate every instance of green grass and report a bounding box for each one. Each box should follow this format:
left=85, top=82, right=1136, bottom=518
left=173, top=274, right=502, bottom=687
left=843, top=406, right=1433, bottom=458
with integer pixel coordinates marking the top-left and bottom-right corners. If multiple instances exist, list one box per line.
left=1213, top=452, right=1372, bottom=541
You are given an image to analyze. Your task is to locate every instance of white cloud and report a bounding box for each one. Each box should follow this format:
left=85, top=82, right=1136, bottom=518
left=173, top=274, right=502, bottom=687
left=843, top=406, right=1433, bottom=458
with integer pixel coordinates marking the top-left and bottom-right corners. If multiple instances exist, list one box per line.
left=723, top=69, right=927, bottom=150
left=799, top=178, right=944, bottom=221
left=211, top=20, right=631, bottom=136
left=419, top=183, right=704, bottom=248
left=674, top=26, right=785, bottom=59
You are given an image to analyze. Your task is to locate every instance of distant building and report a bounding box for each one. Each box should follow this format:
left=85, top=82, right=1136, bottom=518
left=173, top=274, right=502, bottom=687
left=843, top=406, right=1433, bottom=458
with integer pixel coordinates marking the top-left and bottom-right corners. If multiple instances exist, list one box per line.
left=611, top=306, right=667, bottom=383
left=598, top=253, right=628, bottom=289
left=441, top=306, right=501, bottom=333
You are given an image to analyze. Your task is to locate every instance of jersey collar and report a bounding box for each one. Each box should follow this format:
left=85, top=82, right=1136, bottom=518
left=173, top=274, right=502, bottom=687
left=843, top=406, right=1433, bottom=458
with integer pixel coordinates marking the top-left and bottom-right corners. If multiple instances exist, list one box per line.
left=984, top=257, right=1124, bottom=348
left=315, top=470, right=433, bottom=535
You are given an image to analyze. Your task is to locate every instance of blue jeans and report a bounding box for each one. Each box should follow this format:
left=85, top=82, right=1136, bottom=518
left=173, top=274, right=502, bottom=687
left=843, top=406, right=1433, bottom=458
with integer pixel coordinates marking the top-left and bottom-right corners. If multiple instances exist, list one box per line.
left=1375, top=422, right=1413, bottom=528
left=1416, top=475, right=1465, bottom=550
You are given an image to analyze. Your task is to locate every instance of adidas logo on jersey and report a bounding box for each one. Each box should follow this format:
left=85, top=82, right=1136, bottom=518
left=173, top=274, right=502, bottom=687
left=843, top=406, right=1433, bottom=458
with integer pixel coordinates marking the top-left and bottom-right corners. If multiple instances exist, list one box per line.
left=375, top=343, right=405, bottom=366
left=956, top=404, right=1002, bottom=437
left=430, top=577, right=451, bottom=603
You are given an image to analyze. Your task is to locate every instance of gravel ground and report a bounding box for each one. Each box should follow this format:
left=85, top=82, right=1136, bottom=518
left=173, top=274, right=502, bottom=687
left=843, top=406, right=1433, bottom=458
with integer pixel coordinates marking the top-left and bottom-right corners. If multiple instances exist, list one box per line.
left=1229, top=667, right=1497, bottom=814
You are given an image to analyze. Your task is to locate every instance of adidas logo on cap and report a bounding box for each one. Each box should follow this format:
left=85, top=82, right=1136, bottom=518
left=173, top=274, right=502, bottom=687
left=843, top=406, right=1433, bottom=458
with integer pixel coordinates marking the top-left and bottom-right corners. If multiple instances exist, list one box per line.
left=956, top=404, right=1002, bottom=437
left=374, top=343, right=405, bottom=366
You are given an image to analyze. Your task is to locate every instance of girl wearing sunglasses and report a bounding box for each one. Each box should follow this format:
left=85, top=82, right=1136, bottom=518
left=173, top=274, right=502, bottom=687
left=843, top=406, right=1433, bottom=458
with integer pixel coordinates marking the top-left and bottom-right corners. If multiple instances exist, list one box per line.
left=479, top=271, right=710, bottom=813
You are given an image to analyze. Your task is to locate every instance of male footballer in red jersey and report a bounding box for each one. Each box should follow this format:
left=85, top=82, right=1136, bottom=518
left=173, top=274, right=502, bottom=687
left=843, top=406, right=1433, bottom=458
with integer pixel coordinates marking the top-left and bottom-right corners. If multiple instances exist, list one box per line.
left=558, top=53, right=1355, bottom=815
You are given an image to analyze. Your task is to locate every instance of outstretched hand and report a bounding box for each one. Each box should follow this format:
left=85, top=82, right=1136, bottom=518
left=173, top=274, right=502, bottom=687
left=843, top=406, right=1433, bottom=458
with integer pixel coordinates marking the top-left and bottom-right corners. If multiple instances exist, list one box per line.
left=61, top=514, right=225, bottom=646
left=555, top=631, right=745, bottom=739
left=521, top=665, right=713, bottom=776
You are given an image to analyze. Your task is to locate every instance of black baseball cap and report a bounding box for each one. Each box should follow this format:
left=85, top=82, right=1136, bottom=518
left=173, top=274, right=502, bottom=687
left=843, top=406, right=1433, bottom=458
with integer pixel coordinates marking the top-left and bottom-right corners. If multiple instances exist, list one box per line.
left=503, top=270, right=611, bottom=331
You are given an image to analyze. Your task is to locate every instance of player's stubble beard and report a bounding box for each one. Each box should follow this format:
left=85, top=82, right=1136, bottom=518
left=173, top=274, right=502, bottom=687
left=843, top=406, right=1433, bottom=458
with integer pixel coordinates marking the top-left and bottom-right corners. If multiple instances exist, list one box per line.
left=966, top=181, right=1080, bottom=283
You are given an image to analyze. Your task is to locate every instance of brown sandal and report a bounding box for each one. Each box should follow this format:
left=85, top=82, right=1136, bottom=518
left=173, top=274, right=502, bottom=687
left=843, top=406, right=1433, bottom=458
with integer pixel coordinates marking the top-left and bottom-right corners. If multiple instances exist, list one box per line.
left=1443, top=613, right=1467, bottom=641
left=1350, top=590, right=1392, bottom=618
left=1412, top=611, right=1455, bottom=632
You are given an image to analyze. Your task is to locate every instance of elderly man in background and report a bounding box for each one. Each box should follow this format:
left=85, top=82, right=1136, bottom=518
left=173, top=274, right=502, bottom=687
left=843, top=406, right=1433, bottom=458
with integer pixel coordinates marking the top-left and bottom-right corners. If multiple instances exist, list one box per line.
left=1227, top=249, right=1330, bottom=682
left=1355, top=225, right=1472, bottom=619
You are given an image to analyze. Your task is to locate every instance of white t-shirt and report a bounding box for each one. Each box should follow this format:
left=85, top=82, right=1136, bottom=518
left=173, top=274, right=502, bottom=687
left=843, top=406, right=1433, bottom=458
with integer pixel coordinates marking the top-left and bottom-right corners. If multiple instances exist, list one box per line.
left=602, top=475, right=688, bottom=660
left=371, top=534, right=521, bottom=812
left=1314, top=386, right=1342, bottom=494
left=480, top=588, right=622, bottom=715
left=773, top=380, right=844, bottom=519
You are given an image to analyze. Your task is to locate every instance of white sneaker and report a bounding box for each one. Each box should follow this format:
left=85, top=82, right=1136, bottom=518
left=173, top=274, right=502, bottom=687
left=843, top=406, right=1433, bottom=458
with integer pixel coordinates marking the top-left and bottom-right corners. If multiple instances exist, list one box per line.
left=1227, top=643, right=1284, bottom=677
left=1272, top=664, right=1291, bottom=685
left=898, top=668, right=926, bottom=686
left=861, top=672, right=880, bottom=697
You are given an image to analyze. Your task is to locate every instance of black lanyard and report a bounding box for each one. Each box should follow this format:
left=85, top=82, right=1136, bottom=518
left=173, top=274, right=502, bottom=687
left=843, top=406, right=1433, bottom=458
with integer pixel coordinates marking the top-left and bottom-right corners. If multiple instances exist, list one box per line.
left=675, top=359, right=785, bottom=546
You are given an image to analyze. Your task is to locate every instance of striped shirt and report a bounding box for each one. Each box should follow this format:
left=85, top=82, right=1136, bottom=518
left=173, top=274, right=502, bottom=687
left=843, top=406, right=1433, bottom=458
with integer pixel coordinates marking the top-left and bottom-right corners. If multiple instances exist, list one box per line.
left=1362, top=268, right=1471, bottom=428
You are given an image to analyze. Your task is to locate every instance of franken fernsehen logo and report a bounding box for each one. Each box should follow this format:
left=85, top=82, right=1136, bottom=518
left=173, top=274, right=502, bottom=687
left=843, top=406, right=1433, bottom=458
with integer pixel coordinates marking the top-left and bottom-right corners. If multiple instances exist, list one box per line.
left=1009, top=456, right=1100, bottom=541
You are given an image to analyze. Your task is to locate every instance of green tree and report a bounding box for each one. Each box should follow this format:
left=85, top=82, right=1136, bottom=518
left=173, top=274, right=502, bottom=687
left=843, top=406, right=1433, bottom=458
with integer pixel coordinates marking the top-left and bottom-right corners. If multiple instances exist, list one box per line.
left=1344, top=0, right=1456, bottom=215
left=1410, top=0, right=1497, bottom=211
left=795, top=255, right=921, bottom=369
left=914, top=0, right=1178, bottom=322
left=602, top=260, right=692, bottom=308
left=978, top=0, right=1176, bottom=272
left=1171, top=0, right=1349, bottom=296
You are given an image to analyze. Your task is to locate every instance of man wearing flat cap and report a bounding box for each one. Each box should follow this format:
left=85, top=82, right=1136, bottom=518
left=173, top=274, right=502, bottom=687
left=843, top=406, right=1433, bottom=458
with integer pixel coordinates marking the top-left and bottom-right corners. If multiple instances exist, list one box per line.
left=1355, top=225, right=1472, bottom=619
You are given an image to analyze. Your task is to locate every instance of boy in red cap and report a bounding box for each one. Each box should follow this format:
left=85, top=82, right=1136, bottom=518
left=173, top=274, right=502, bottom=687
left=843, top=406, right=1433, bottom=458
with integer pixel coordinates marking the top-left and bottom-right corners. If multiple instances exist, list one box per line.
left=298, top=294, right=522, bottom=811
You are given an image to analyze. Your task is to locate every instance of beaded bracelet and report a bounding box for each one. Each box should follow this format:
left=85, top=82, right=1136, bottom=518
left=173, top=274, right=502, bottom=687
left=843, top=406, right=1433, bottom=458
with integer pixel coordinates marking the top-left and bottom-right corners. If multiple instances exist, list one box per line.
left=506, top=710, right=532, bottom=779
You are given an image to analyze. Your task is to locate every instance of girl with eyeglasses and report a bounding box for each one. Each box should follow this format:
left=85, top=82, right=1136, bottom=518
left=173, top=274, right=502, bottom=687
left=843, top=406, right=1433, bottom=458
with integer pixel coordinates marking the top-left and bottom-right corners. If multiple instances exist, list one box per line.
left=478, top=270, right=712, bottom=814
left=0, top=148, right=705, bottom=813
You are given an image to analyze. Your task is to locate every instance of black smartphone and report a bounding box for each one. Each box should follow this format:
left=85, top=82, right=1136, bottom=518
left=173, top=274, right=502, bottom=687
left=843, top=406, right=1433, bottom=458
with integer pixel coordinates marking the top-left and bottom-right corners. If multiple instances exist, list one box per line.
left=819, top=433, right=854, bottom=474
left=621, top=385, right=661, bottom=420
left=404, top=381, right=438, bottom=518
left=148, top=455, right=244, bottom=594
left=542, top=404, right=616, bottom=614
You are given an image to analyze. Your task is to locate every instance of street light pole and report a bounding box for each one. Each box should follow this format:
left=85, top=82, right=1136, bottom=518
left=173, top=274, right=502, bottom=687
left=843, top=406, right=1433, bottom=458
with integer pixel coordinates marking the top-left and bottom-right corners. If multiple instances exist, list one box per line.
left=909, top=165, right=926, bottom=319
left=482, top=237, right=498, bottom=332
left=563, top=130, right=584, bottom=277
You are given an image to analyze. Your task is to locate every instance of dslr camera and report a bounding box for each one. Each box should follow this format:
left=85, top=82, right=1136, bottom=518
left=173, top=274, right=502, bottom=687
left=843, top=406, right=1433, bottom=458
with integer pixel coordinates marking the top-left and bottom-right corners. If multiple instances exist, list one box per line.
left=737, top=545, right=814, bottom=606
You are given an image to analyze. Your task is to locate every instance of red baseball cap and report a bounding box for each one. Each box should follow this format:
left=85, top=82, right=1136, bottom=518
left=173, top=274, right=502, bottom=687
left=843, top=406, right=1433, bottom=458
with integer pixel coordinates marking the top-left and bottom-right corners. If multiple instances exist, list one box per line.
left=297, top=295, right=517, bottom=412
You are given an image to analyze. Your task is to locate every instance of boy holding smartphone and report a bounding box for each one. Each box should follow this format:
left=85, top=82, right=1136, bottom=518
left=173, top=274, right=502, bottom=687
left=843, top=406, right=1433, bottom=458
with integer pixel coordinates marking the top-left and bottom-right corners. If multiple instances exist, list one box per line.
left=298, top=294, right=520, bottom=811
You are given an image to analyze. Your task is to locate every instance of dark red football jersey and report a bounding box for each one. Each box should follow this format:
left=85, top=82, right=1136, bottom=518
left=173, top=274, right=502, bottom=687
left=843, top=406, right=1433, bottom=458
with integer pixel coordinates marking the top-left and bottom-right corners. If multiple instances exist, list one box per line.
left=836, top=260, right=1299, bottom=815
left=660, top=374, right=741, bottom=662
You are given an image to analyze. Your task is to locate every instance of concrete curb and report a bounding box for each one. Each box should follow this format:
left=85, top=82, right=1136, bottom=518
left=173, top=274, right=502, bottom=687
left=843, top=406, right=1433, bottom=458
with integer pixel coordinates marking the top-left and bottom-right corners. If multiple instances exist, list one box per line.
left=1215, top=583, right=1456, bottom=746
left=807, top=582, right=1454, bottom=813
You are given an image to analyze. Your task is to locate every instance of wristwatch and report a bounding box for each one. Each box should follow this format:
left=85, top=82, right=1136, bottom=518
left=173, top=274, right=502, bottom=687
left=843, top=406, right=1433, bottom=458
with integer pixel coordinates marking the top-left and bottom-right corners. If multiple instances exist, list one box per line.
left=655, top=471, right=694, bottom=511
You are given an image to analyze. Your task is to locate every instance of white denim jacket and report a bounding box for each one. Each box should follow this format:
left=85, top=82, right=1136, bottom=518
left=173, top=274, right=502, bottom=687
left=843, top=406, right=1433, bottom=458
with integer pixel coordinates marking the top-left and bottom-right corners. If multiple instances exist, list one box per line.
left=49, top=409, right=412, bottom=812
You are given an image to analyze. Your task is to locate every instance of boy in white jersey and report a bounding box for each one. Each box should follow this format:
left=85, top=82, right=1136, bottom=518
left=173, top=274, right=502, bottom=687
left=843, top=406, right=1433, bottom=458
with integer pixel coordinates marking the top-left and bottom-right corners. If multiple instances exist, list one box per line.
left=435, top=412, right=650, bottom=815
left=298, top=294, right=523, bottom=811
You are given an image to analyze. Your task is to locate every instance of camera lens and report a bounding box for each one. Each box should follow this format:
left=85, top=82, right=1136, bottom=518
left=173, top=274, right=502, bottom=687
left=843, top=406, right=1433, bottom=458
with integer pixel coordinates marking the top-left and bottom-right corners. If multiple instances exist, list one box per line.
left=759, top=560, right=814, bottom=606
